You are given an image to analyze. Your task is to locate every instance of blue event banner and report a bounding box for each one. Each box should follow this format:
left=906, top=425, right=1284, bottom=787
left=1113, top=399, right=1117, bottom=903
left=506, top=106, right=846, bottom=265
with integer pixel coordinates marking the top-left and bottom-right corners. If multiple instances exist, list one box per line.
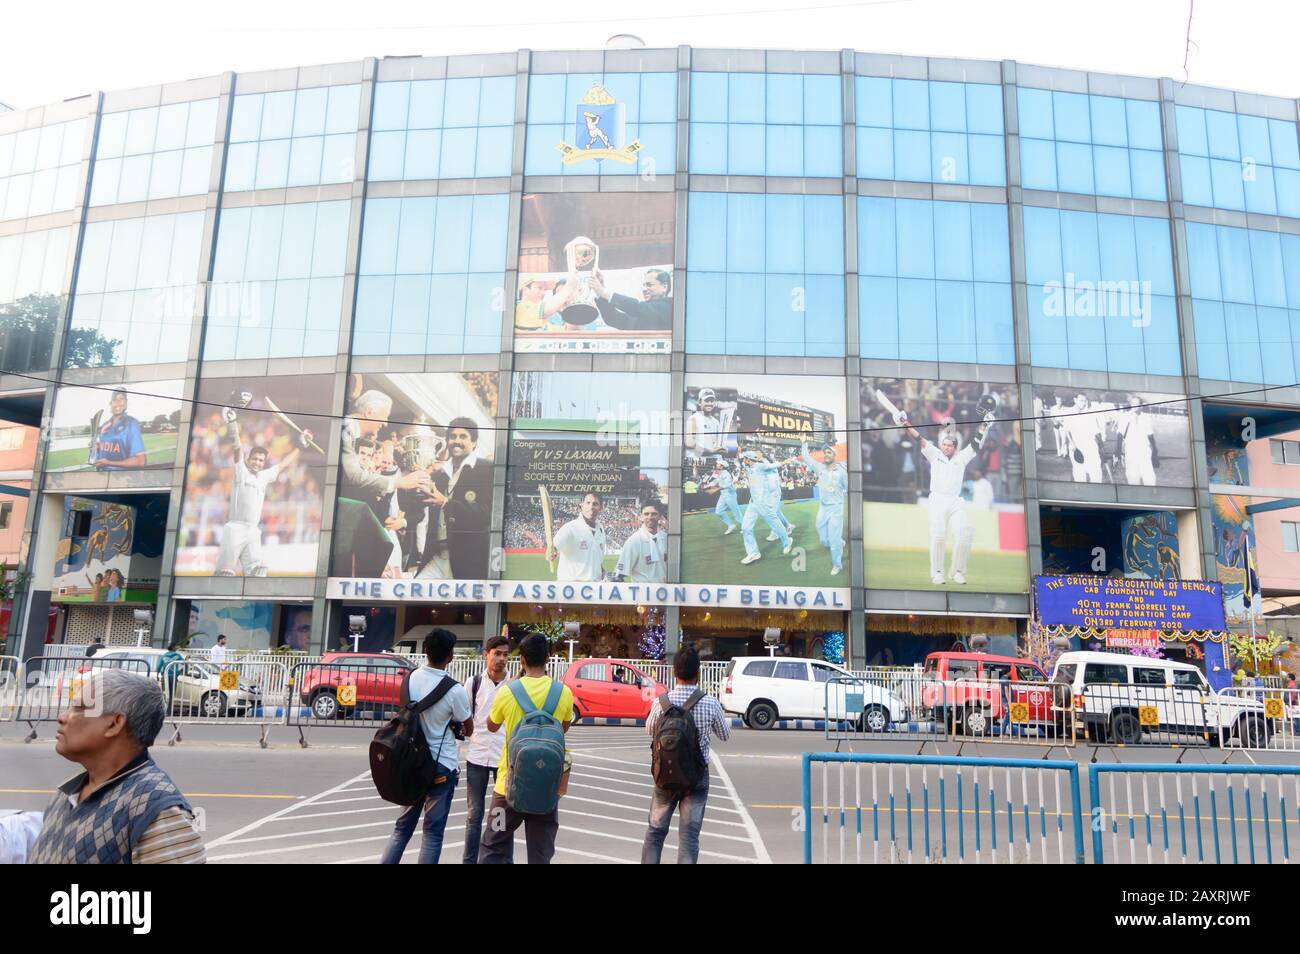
left=1033, top=575, right=1226, bottom=631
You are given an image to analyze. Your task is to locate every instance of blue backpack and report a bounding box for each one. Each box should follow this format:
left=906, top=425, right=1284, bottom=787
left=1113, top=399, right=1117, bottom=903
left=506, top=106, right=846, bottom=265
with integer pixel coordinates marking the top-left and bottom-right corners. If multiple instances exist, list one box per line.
left=505, top=679, right=567, bottom=815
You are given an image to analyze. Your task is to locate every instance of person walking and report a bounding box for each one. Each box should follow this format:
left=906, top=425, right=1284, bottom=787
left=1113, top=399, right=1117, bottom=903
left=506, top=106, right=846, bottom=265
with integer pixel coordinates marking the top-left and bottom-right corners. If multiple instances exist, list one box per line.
left=462, top=634, right=510, bottom=863
left=642, top=646, right=730, bottom=864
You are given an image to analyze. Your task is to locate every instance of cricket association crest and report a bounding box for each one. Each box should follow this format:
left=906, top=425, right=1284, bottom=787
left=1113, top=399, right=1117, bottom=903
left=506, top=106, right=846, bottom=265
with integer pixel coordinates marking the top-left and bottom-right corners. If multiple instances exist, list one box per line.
left=557, top=84, right=643, bottom=165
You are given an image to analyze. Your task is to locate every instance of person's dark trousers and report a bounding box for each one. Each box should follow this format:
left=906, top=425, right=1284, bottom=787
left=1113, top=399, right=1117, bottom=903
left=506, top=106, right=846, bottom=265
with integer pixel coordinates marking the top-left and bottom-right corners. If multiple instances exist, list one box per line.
left=642, top=780, right=709, bottom=864
left=379, top=768, right=459, bottom=864
left=462, top=762, right=499, bottom=864
left=477, top=793, right=558, bottom=864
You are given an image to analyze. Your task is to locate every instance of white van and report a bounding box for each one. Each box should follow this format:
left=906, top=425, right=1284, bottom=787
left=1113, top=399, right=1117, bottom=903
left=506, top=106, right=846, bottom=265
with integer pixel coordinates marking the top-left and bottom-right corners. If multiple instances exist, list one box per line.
left=1050, top=651, right=1267, bottom=745
left=721, top=656, right=908, bottom=731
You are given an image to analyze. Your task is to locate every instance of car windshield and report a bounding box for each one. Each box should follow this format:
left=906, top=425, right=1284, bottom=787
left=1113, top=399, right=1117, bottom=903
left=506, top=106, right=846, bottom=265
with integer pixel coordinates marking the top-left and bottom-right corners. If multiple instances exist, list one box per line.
left=187, top=661, right=220, bottom=675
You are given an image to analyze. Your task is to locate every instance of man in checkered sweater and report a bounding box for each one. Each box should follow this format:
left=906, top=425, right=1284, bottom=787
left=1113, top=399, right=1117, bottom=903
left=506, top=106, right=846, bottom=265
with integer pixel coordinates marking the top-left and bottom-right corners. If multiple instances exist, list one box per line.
left=29, top=669, right=205, bottom=864
left=641, top=646, right=730, bottom=864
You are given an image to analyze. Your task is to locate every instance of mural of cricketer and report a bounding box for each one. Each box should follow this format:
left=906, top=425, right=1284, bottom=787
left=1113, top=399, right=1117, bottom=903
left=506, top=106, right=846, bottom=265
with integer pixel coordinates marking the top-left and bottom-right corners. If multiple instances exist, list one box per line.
left=738, top=447, right=792, bottom=565
left=801, top=440, right=849, bottom=575
left=882, top=389, right=997, bottom=585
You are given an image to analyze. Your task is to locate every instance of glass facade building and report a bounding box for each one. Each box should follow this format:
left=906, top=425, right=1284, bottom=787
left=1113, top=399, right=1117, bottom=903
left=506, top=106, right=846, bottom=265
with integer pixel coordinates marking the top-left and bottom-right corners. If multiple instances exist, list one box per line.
left=3, top=48, right=1300, bottom=667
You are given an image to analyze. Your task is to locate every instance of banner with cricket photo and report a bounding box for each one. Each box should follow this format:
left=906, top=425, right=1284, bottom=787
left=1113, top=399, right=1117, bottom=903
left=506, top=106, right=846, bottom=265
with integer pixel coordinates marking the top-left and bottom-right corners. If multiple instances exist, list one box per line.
left=1031, top=384, right=1193, bottom=487
left=514, top=191, right=674, bottom=354
left=681, top=374, right=847, bottom=586
left=860, top=377, right=1027, bottom=593
left=175, top=376, right=332, bottom=577
left=503, top=370, right=669, bottom=582
left=45, top=381, right=183, bottom=485
left=330, top=371, right=499, bottom=581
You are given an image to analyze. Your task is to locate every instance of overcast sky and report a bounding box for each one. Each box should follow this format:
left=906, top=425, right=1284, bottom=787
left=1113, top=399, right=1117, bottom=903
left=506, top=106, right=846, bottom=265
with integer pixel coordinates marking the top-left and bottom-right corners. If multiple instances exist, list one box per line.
left=3, top=0, right=1297, bottom=110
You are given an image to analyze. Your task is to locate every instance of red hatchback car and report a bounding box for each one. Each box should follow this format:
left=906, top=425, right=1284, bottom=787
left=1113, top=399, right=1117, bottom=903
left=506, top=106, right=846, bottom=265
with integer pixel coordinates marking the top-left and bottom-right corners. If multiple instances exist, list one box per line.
left=562, top=659, right=667, bottom=720
left=298, top=651, right=415, bottom=719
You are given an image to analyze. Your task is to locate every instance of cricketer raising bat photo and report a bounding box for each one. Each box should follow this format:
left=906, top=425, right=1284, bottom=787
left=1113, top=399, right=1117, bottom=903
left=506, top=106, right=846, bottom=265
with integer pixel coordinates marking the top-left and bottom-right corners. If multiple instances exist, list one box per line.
left=539, top=484, right=556, bottom=573
left=874, top=388, right=907, bottom=425
left=264, top=397, right=325, bottom=454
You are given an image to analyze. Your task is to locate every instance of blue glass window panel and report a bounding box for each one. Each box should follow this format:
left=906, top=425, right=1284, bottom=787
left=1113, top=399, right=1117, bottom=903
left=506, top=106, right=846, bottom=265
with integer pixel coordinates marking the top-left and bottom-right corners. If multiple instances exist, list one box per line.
left=1271, top=119, right=1300, bottom=169
left=1249, top=229, right=1286, bottom=306
left=1243, top=164, right=1278, bottom=215
left=725, top=194, right=765, bottom=271
left=936, top=280, right=977, bottom=362
left=1017, top=88, right=1054, bottom=140
left=727, top=124, right=765, bottom=176
left=1210, top=158, right=1248, bottom=209
left=287, top=136, right=324, bottom=187
left=442, top=78, right=480, bottom=128
left=765, top=195, right=804, bottom=271
left=690, top=122, right=726, bottom=174
left=1020, top=138, right=1057, bottom=191
left=469, top=194, right=509, bottom=271
left=803, top=274, right=844, bottom=356
left=254, top=139, right=290, bottom=190
left=1052, top=92, right=1091, bottom=143
left=523, top=124, right=561, bottom=176
left=155, top=104, right=188, bottom=152
left=527, top=74, right=566, bottom=124
left=803, top=125, right=842, bottom=177
left=640, top=73, right=677, bottom=122
left=368, top=131, right=404, bottom=180
left=766, top=74, right=802, bottom=124
left=89, top=159, right=121, bottom=206
left=479, top=76, right=515, bottom=125
left=684, top=272, right=726, bottom=352
left=409, top=81, right=447, bottom=129
left=186, top=100, right=218, bottom=148
left=1238, top=114, right=1272, bottom=165
left=929, top=82, right=966, bottom=132
left=1093, top=145, right=1131, bottom=196
left=1055, top=141, right=1095, bottom=194
left=690, top=73, right=727, bottom=124
left=1023, top=207, right=1063, bottom=286
left=1218, top=227, right=1255, bottom=303
left=438, top=127, right=477, bottom=178
left=803, top=75, right=841, bottom=126
left=124, top=109, right=158, bottom=156
left=971, top=204, right=1010, bottom=282
left=974, top=283, right=1014, bottom=364
left=968, top=134, right=1005, bottom=186
left=856, top=77, right=892, bottom=128
left=857, top=127, right=893, bottom=179
left=147, top=150, right=182, bottom=200
left=428, top=196, right=471, bottom=273
left=325, top=86, right=360, bottom=135
left=463, top=273, right=502, bottom=353
left=859, top=275, right=898, bottom=358
left=803, top=196, right=843, bottom=273
left=1126, top=100, right=1163, bottom=151
left=932, top=201, right=972, bottom=280
left=293, top=87, right=328, bottom=138
left=256, top=91, right=292, bottom=140
left=391, top=274, right=430, bottom=338
left=686, top=193, right=726, bottom=271
left=359, top=198, right=399, bottom=273
left=1143, top=295, right=1181, bottom=376
left=894, top=129, right=930, bottom=181
left=475, top=126, right=512, bottom=177
left=1224, top=302, right=1263, bottom=380
left=897, top=278, right=937, bottom=359
left=931, top=131, right=967, bottom=184
left=766, top=125, right=803, bottom=176
left=1283, top=234, right=1300, bottom=306
left=764, top=274, right=804, bottom=354
left=966, top=84, right=1003, bottom=136
left=858, top=196, right=895, bottom=276
left=1258, top=306, right=1294, bottom=384
left=117, top=155, right=151, bottom=204
left=1129, top=149, right=1167, bottom=200
left=893, top=80, right=929, bottom=130
left=728, top=74, right=765, bottom=123
left=1133, top=217, right=1175, bottom=295
left=1183, top=222, right=1221, bottom=300
left=1104, top=304, right=1145, bottom=373
left=1176, top=106, right=1208, bottom=156
left=277, top=204, right=316, bottom=279
left=97, top=112, right=128, bottom=159
left=1097, top=214, right=1137, bottom=283
left=1205, top=110, right=1240, bottom=160
left=311, top=202, right=349, bottom=276
left=321, top=134, right=354, bottom=183
left=894, top=200, right=935, bottom=279
left=1090, top=96, right=1127, bottom=147
left=224, top=142, right=257, bottom=191
left=427, top=274, right=469, bottom=343
left=634, top=124, right=674, bottom=178
left=179, top=147, right=210, bottom=196
left=1059, top=211, right=1101, bottom=284
left=724, top=273, right=764, bottom=355
left=1277, top=169, right=1300, bottom=218
left=373, top=83, right=409, bottom=130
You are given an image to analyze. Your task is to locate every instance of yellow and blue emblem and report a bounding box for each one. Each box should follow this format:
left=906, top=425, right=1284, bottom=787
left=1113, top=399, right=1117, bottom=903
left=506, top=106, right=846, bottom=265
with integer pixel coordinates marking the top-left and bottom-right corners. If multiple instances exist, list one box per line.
left=557, top=84, right=642, bottom=165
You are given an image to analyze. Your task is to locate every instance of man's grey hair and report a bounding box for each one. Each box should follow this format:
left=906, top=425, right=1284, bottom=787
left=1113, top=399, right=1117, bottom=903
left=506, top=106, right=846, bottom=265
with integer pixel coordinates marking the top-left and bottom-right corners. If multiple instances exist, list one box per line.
left=355, top=390, right=394, bottom=419
left=85, top=669, right=166, bottom=748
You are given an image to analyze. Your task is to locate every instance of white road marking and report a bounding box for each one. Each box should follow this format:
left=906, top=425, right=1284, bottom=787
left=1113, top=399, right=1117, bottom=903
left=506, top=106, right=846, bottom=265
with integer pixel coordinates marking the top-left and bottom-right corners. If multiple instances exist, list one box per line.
left=712, top=751, right=772, bottom=864
left=208, top=769, right=372, bottom=848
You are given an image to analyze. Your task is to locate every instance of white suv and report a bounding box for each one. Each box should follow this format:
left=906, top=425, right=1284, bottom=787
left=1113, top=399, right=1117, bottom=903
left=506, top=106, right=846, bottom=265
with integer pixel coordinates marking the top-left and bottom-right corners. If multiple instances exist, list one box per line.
left=721, top=656, right=908, bottom=731
left=1050, top=651, right=1268, bottom=745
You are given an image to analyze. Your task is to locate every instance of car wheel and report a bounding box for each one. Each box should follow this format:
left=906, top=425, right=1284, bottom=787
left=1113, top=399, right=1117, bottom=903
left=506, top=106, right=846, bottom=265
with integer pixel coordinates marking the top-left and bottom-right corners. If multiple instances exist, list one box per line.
left=1110, top=711, right=1142, bottom=745
left=859, top=704, right=890, bottom=734
left=964, top=706, right=991, bottom=736
left=1236, top=715, right=1269, bottom=747
left=200, top=691, right=227, bottom=718
left=310, top=690, right=339, bottom=720
left=747, top=701, right=778, bottom=730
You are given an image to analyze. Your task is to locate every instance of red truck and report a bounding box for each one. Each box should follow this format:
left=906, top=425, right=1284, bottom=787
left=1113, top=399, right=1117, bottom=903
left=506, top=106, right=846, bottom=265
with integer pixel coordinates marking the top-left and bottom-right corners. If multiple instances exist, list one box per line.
left=920, top=652, right=1056, bottom=735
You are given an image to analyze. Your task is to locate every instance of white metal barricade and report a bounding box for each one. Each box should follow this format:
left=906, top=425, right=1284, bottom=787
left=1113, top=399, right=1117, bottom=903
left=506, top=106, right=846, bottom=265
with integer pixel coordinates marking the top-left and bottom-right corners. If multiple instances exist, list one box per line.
left=15, top=655, right=152, bottom=741
left=160, top=660, right=289, bottom=748
left=1216, top=686, right=1300, bottom=753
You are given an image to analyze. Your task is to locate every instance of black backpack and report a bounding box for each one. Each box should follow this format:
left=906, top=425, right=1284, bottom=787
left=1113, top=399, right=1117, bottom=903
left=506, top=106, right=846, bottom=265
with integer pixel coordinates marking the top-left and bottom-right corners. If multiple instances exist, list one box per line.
left=369, top=673, right=455, bottom=806
left=651, top=690, right=707, bottom=791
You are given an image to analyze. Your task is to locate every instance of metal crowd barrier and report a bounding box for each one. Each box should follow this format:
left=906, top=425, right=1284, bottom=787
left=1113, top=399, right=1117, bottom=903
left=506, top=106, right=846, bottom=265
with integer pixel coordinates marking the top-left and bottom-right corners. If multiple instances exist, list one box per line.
left=1215, top=686, right=1300, bottom=753
left=802, top=752, right=1087, bottom=864
left=936, top=678, right=1078, bottom=747
left=1074, top=682, right=1216, bottom=747
left=160, top=660, right=290, bottom=749
left=0, top=655, right=20, bottom=722
left=825, top=675, right=946, bottom=740
left=1089, top=763, right=1300, bottom=864
left=285, top=660, right=411, bottom=746
left=15, top=656, right=151, bottom=741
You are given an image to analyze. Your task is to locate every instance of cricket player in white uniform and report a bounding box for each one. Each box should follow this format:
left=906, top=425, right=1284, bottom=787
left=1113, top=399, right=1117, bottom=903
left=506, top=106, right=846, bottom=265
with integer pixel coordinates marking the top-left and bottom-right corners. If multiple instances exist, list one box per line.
left=705, top=462, right=742, bottom=534
left=685, top=388, right=726, bottom=458
left=739, top=449, right=792, bottom=565
left=1062, top=393, right=1104, bottom=482
left=215, top=407, right=311, bottom=577
left=548, top=491, right=607, bottom=581
left=615, top=501, right=668, bottom=583
left=801, top=441, right=848, bottom=575
left=901, top=414, right=991, bottom=586
left=1119, top=398, right=1158, bottom=485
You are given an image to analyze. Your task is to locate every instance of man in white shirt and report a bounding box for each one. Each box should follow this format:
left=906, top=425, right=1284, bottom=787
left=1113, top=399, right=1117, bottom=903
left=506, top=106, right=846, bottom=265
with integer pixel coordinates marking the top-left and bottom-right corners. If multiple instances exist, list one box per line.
left=968, top=467, right=996, bottom=511
left=1062, top=392, right=1105, bottom=482
left=462, top=634, right=509, bottom=864
left=902, top=415, right=991, bottom=586
left=209, top=635, right=229, bottom=665
left=215, top=406, right=311, bottom=577
left=704, top=462, right=741, bottom=534
left=685, top=388, right=726, bottom=458
left=616, top=500, right=668, bottom=583
left=380, top=629, right=471, bottom=865
left=801, top=441, right=849, bottom=575
left=1118, top=396, right=1158, bottom=486
left=549, top=492, right=608, bottom=581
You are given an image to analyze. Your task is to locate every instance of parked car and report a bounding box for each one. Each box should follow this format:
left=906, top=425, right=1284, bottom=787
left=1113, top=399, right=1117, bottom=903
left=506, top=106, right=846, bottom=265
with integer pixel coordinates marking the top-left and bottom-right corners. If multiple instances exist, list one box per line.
left=562, top=658, right=667, bottom=720
left=721, top=656, right=908, bottom=731
left=90, top=647, right=263, bottom=716
left=296, top=651, right=415, bottom=720
left=920, top=652, right=1056, bottom=735
left=1050, top=651, right=1269, bottom=745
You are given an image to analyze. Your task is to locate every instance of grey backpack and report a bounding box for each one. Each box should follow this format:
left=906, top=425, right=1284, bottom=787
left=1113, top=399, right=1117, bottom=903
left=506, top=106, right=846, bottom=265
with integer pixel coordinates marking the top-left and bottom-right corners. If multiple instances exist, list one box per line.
left=505, top=679, right=567, bottom=815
